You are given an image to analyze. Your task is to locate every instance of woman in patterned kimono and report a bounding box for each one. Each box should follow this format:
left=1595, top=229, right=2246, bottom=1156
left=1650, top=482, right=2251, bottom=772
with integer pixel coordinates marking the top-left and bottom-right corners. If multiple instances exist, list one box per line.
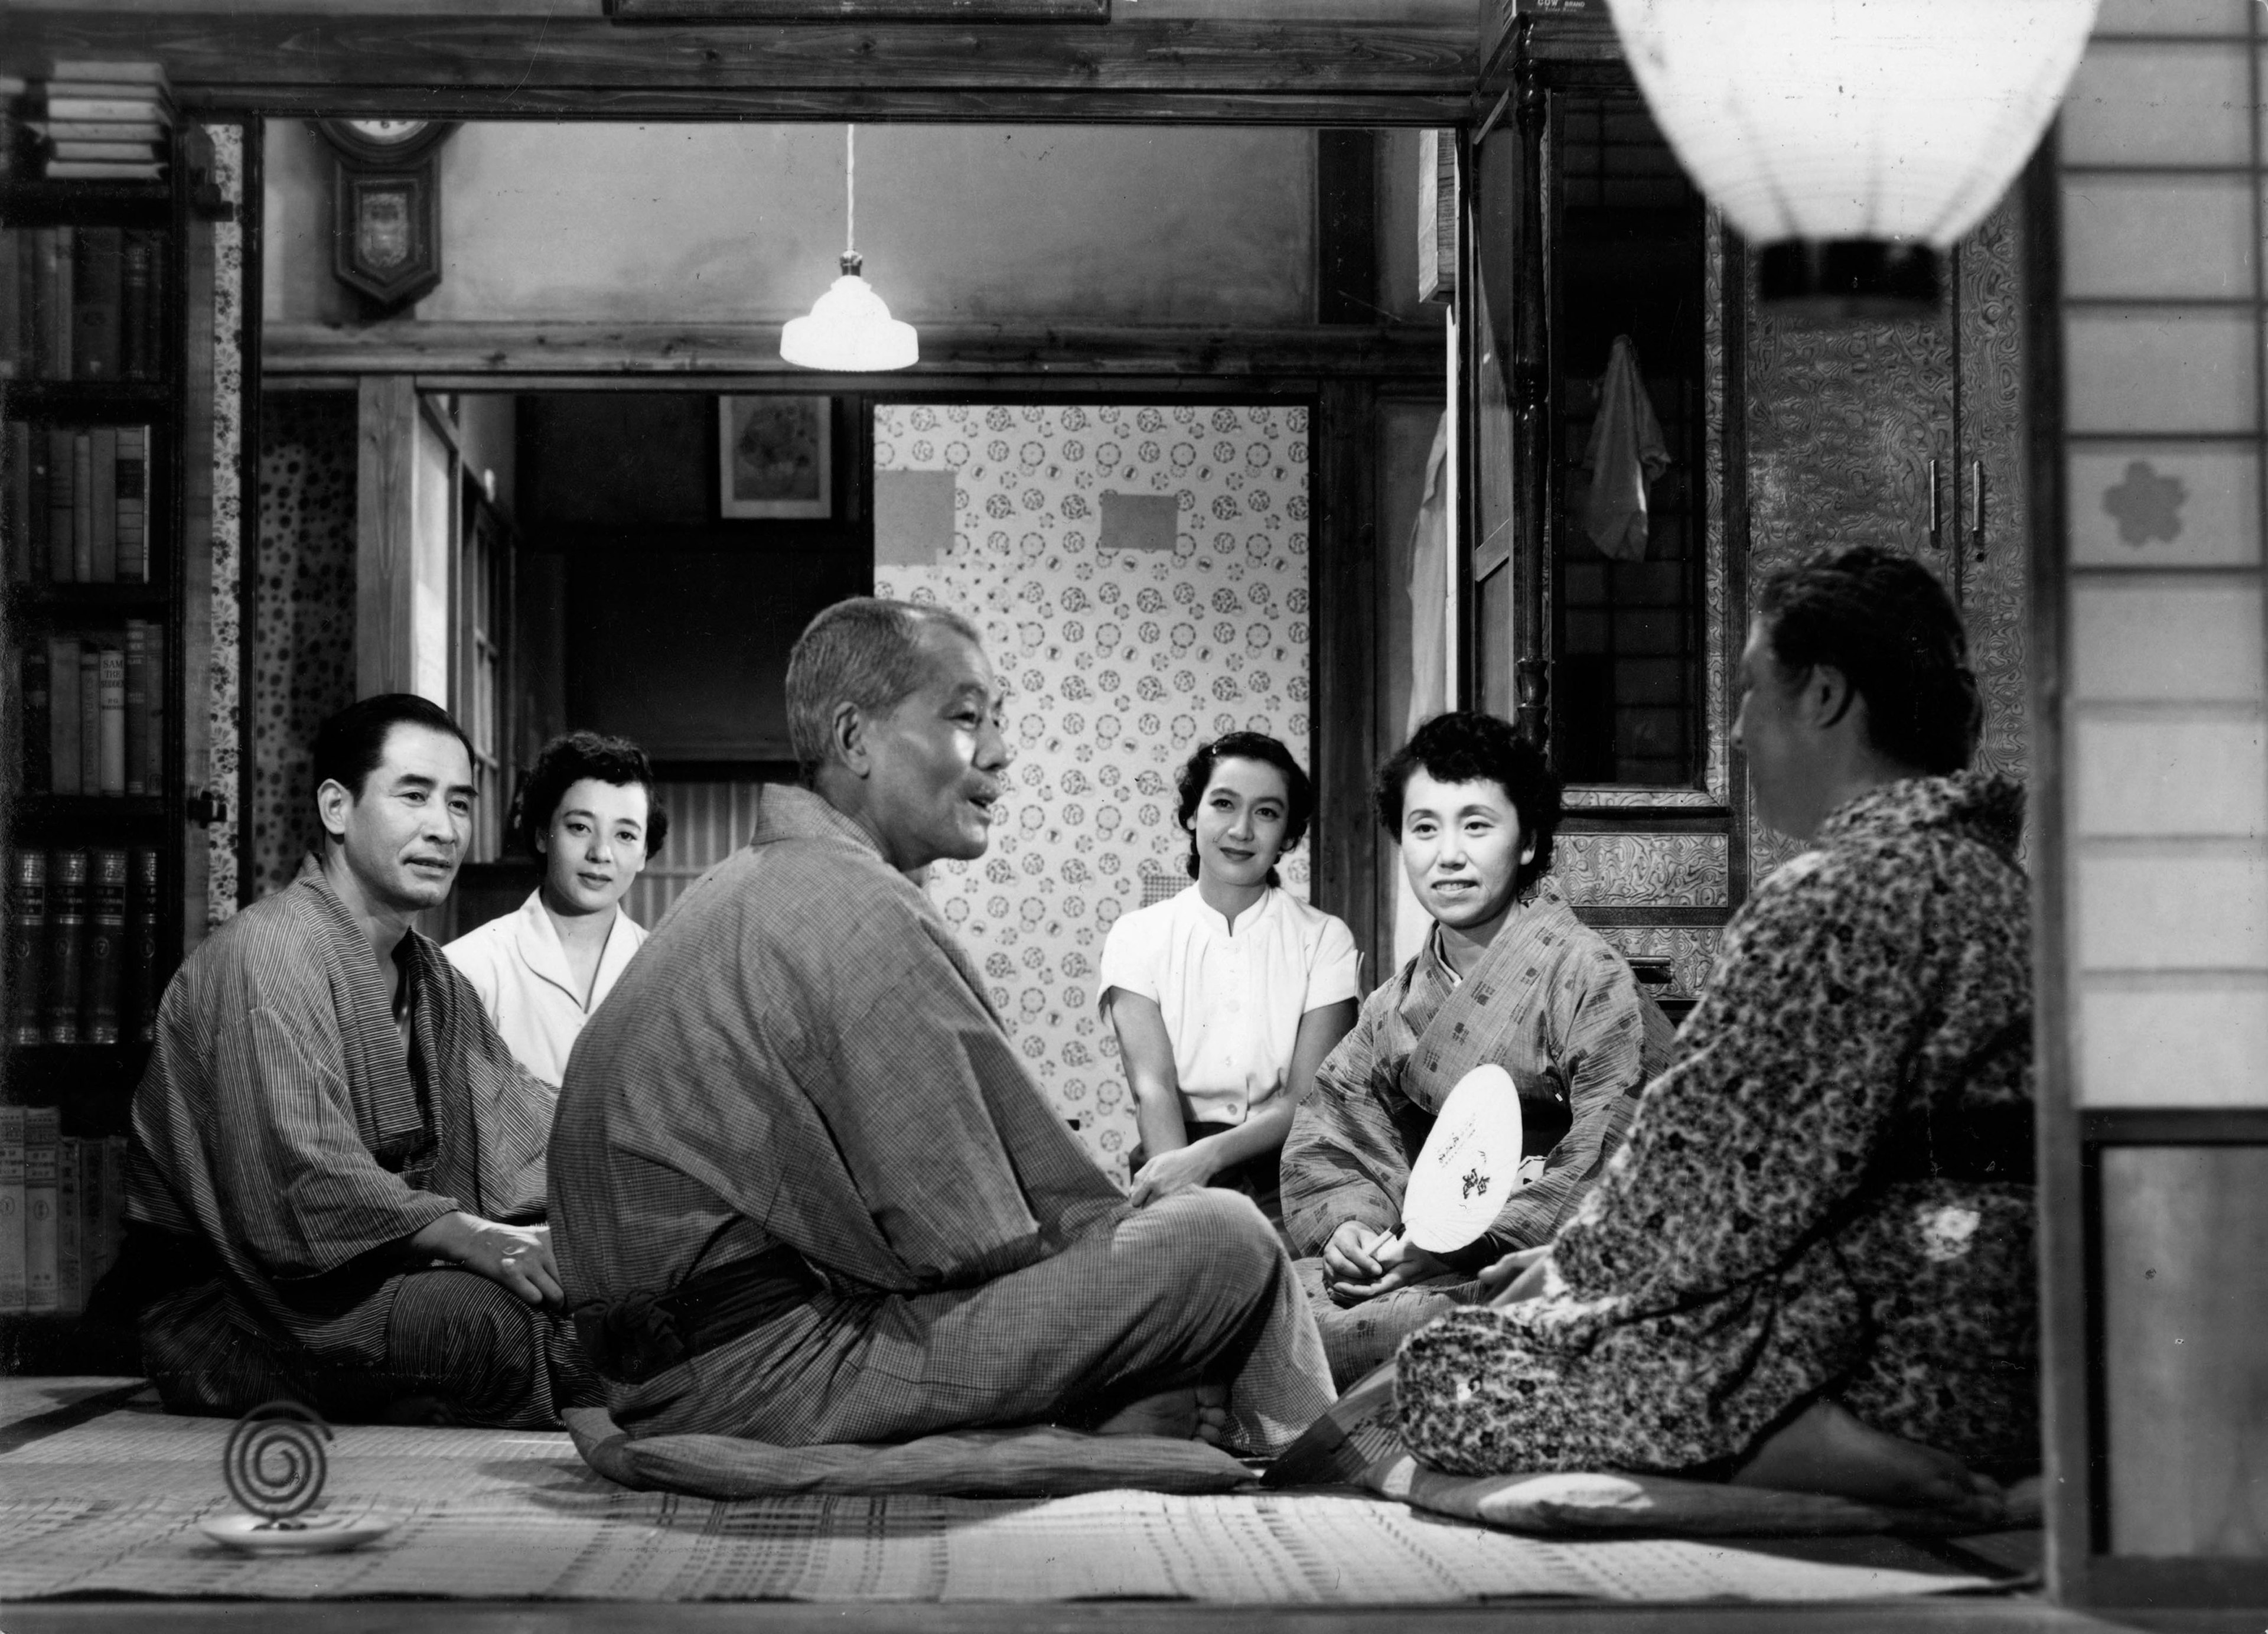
left=1393, top=544, right=2035, bottom=1513
left=1279, top=712, right=1676, bottom=1387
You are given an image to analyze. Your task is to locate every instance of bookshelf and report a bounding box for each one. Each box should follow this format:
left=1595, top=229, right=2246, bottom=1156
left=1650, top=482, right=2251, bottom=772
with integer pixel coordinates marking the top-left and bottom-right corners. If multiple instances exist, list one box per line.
left=1, top=138, right=192, bottom=1362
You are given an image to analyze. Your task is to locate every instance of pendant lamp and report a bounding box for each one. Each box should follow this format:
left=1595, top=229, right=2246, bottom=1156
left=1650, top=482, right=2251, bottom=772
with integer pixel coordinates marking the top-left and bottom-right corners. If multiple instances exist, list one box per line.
left=781, top=126, right=918, bottom=372
left=1604, top=0, right=2098, bottom=317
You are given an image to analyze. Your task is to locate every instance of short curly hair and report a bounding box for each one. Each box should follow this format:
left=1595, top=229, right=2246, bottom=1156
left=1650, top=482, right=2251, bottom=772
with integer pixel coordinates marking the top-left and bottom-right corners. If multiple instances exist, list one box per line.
left=1373, top=711, right=1561, bottom=893
left=509, top=731, right=669, bottom=861
left=1174, top=731, right=1315, bottom=887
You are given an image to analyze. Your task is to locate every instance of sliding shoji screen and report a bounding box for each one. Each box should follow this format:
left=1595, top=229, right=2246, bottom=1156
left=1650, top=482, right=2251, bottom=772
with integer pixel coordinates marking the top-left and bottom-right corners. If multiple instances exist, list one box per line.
left=2045, top=0, right=2268, bottom=1607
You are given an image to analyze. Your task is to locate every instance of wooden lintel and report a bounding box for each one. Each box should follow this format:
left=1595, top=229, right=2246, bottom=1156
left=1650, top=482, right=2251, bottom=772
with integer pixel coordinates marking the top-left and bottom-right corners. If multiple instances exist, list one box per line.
left=263, top=321, right=1446, bottom=380
left=1, top=14, right=1480, bottom=110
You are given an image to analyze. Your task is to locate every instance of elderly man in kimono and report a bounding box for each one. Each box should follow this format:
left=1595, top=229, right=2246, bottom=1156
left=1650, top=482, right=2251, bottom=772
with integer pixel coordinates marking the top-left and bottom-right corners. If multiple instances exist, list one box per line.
left=1281, top=711, right=1677, bottom=1386
left=122, top=694, right=597, bottom=1425
left=550, top=597, right=1333, bottom=1453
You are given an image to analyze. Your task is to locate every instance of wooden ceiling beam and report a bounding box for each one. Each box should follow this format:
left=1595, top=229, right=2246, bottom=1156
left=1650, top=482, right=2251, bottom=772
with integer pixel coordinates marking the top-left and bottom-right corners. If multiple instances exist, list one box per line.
left=262, top=319, right=1447, bottom=380
left=1, top=12, right=1481, bottom=121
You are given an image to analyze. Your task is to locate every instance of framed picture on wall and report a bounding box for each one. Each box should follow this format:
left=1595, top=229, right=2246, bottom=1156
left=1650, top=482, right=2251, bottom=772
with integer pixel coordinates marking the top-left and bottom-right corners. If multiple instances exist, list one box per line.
left=719, top=395, right=832, bottom=520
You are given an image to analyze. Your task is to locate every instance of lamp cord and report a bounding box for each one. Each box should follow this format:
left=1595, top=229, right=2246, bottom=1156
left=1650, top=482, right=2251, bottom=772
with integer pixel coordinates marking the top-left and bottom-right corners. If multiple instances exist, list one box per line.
left=845, top=123, right=856, bottom=256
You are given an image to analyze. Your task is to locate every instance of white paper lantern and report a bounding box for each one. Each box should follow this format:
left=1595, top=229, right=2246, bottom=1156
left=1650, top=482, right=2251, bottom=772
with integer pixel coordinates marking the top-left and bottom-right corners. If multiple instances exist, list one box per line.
left=1606, top=0, right=2098, bottom=307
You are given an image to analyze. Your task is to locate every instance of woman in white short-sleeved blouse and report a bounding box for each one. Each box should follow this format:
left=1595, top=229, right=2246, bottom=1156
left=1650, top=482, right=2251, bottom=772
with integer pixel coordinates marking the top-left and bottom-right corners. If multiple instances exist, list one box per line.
left=1098, top=733, right=1361, bottom=1222
left=445, top=732, right=667, bottom=1087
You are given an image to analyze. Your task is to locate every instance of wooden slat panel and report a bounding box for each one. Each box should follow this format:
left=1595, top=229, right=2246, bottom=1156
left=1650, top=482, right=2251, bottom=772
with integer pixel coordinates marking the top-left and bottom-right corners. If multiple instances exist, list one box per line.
left=0, top=14, right=1478, bottom=97
left=2098, top=1145, right=2268, bottom=1557
left=264, top=322, right=1446, bottom=380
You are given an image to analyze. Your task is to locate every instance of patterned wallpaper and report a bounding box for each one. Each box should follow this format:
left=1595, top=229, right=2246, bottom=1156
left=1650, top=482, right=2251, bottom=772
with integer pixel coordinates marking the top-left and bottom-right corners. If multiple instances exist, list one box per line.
left=874, top=402, right=1312, bottom=1181
left=252, top=391, right=359, bottom=897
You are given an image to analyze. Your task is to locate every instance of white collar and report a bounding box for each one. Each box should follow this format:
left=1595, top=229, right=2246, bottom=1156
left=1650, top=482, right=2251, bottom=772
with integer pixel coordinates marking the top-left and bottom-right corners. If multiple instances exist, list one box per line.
left=1179, top=881, right=1279, bottom=940
left=510, top=888, right=631, bottom=1011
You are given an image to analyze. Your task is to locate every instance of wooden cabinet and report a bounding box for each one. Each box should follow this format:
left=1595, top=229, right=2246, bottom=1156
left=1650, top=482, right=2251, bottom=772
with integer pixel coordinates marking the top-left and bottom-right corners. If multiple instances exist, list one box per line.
left=1742, top=186, right=2035, bottom=876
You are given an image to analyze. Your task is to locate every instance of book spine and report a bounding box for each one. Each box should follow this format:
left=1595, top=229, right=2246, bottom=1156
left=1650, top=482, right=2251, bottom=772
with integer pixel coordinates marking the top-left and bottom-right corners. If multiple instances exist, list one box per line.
left=124, top=845, right=158, bottom=1046
left=8, top=417, right=38, bottom=583
left=8, top=849, right=47, bottom=1047
left=84, top=847, right=126, bottom=1044
left=96, top=645, right=125, bottom=795
left=4, top=419, right=22, bottom=582
left=140, top=240, right=164, bottom=387
left=23, top=1105, right=58, bottom=1314
left=19, top=644, right=50, bottom=795
left=0, top=1108, right=24, bottom=1315
left=70, top=431, right=92, bottom=581
left=70, top=227, right=122, bottom=382
left=141, top=623, right=165, bottom=804
left=22, top=229, right=48, bottom=383
left=76, top=648, right=98, bottom=795
left=47, top=634, right=79, bottom=795
left=44, top=849, right=87, bottom=1045
left=0, top=226, right=16, bottom=381
left=115, top=425, right=146, bottom=580
left=122, top=619, right=149, bottom=795
left=53, top=1138, right=82, bottom=1317
left=89, top=424, right=116, bottom=582
left=47, top=226, right=71, bottom=381
left=45, top=426, right=72, bottom=581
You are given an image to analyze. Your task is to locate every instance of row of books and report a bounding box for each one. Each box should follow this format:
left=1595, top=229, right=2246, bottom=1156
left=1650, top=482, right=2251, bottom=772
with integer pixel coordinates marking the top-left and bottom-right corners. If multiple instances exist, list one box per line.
left=22, top=62, right=174, bottom=184
left=1, top=229, right=169, bottom=383
left=5, top=421, right=155, bottom=581
left=22, top=626, right=168, bottom=798
left=0, top=1114, right=129, bottom=1318
left=8, top=848, right=162, bottom=1049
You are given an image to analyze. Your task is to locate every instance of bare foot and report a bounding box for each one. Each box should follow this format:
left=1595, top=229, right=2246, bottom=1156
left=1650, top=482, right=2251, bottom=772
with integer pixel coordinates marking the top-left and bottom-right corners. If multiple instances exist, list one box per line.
left=1094, top=1385, right=1231, bottom=1446
left=1732, top=1400, right=2003, bottom=1517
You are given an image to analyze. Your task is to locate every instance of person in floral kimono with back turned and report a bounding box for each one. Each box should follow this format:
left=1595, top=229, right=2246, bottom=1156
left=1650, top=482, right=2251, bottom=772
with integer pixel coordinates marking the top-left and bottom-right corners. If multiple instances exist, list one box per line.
left=1396, top=544, right=2036, bottom=1516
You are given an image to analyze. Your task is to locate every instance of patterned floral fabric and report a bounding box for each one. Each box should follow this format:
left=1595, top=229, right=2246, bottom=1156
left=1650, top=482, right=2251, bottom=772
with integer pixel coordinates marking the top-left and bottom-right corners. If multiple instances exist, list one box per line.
left=874, top=403, right=1312, bottom=1181
left=1397, top=773, right=2037, bottom=1477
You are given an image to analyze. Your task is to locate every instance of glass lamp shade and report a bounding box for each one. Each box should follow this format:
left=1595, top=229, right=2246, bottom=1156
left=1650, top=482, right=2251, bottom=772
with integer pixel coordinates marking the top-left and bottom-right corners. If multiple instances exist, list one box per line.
left=1605, top=0, right=2098, bottom=313
left=780, top=254, right=919, bottom=372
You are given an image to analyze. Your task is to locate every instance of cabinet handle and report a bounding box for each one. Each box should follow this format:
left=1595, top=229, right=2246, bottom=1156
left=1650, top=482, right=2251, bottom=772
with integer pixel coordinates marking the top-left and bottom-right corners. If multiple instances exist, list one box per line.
left=1928, top=458, right=1941, bottom=542
left=1970, top=458, right=1985, bottom=556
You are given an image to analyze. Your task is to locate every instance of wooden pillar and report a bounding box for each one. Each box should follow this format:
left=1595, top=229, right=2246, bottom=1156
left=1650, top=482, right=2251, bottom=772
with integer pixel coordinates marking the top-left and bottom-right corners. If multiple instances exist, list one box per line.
left=1311, top=378, right=1380, bottom=974
left=355, top=375, right=417, bottom=698
left=1510, top=44, right=1552, bottom=750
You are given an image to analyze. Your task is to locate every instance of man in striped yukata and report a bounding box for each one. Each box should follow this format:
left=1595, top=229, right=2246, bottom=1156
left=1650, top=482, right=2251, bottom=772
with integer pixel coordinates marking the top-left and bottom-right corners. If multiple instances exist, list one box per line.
left=550, top=598, right=1334, bottom=1454
left=122, top=694, right=599, bottom=1427
left=1280, top=712, right=1677, bottom=1386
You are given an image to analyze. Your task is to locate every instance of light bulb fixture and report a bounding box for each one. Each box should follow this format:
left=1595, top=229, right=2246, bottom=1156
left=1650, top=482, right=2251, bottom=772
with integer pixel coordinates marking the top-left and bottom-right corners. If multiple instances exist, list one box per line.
left=1604, top=0, right=2099, bottom=318
left=781, top=126, right=919, bottom=372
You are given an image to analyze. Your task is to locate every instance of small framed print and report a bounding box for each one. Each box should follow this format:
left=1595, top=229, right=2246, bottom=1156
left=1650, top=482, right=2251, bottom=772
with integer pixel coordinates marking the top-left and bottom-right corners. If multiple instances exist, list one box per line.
left=719, top=395, right=832, bottom=520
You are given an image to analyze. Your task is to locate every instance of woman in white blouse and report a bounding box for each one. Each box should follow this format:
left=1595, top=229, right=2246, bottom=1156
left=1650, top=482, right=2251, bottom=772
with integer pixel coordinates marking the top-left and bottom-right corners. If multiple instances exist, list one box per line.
left=1099, top=732, right=1361, bottom=1223
left=445, top=732, right=667, bottom=1086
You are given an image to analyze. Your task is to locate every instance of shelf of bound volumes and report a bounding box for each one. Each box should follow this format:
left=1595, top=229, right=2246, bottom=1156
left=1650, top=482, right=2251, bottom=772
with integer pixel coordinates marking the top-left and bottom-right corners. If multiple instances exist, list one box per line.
left=1, top=95, right=185, bottom=1376
left=0, top=1109, right=129, bottom=1319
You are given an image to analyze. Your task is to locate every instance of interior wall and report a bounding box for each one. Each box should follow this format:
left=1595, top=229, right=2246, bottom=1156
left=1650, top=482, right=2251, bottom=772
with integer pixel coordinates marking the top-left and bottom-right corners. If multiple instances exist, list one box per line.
left=251, top=390, right=359, bottom=898
left=875, top=401, right=1313, bottom=1180
left=263, top=122, right=1318, bottom=328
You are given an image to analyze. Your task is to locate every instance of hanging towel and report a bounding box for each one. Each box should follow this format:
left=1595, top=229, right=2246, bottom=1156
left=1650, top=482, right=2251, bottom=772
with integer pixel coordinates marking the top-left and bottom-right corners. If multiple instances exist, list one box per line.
left=1406, top=411, right=1451, bottom=738
left=1581, top=334, right=1670, bottom=562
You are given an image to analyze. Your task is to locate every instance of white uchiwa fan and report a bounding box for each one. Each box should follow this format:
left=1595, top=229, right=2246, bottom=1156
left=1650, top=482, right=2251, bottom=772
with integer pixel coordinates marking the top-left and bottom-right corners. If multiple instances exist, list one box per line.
left=1402, top=1063, right=1546, bottom=1255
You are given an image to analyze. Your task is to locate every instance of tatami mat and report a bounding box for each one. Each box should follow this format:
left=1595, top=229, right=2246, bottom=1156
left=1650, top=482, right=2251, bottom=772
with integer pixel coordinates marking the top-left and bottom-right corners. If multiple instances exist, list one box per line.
left=0, top=1401, right=2027, bottom=1605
